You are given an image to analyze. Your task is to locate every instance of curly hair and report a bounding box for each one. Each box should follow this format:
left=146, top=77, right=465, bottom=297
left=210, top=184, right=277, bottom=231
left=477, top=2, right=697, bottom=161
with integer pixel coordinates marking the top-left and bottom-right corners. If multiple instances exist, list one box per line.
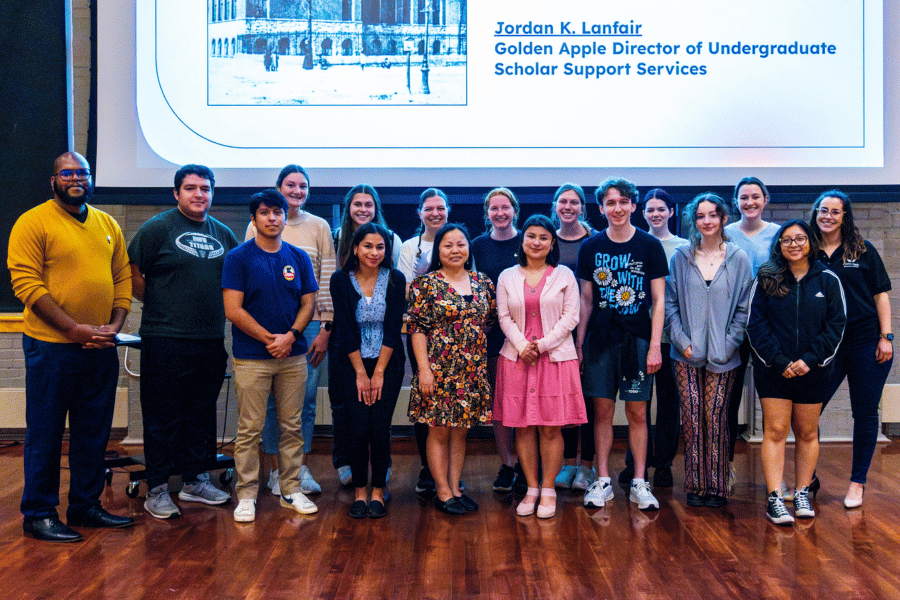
left=808, top=189, right=866, bottom=263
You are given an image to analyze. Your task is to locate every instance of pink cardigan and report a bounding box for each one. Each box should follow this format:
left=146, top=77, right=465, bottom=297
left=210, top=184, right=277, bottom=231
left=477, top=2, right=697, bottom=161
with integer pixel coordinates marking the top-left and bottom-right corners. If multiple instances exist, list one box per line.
left=496, top=265, right=580, bottom=363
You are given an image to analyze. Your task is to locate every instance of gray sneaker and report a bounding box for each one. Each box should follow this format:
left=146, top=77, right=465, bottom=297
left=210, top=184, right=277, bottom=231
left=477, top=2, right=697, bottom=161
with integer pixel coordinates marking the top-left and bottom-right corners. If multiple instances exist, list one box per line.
left=145, top=484, right=181, bottom=519
left=179, top=473, right=230, bottom=506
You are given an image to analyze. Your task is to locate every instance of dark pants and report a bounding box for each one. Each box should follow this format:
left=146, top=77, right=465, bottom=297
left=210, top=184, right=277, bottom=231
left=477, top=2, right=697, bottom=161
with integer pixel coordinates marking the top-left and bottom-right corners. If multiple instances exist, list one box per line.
left=562, top=396, right=595, bottom=462
left=140, top=337, right=228, bottom=489
left=328, top=351, right=353, bottom=471
left=625, top=344, right=680, bottom=469
left=821, top=337, right=893, bottom=484
left=21, top=335, right=118, bottom=520
left=405, top=334, right=429, bottom=468
left=725, top=340, right=752, bottom=462
left=333, top=354, right=404, bottom=489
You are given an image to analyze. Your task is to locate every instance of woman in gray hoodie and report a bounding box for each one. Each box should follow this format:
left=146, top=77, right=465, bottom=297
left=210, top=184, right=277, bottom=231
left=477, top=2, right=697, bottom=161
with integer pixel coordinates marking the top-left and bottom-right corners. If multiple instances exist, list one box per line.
left=665, top=193, right=753, bottom=508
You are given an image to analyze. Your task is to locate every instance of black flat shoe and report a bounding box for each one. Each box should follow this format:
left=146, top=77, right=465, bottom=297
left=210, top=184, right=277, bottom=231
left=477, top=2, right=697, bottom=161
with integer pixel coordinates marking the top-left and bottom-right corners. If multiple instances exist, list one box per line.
left=704, top=494, right=728, bottom=508
left=67, top=506, right=134, bottom=529
left=455, top=494, right=479, bottom=512
left=349, top=500, right=368, bottom=519
left=24, top=518, right=83, bottom=542
left=434, top=497, right=467, bottom=515
left=368, top=500, right=387, bottom=519
left=686, top=493, right=705, bottom=507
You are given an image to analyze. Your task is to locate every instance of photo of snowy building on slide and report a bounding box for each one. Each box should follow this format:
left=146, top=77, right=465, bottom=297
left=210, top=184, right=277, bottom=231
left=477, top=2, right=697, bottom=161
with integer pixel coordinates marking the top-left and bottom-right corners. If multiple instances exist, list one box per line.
left=208, top=0, right=467, bottom=105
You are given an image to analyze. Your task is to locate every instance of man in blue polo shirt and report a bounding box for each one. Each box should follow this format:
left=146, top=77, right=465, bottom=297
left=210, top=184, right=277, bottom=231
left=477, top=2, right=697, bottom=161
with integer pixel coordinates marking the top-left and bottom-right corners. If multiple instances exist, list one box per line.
left=223, top=189, right=319, bottom=522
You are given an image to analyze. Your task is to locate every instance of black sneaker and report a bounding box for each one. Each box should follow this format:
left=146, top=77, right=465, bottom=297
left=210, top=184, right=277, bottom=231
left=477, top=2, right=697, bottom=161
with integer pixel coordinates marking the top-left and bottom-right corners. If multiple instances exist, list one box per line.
left=766, top=491, right=795, bottom=525
left=512, top=463, right=527, bottom=495
left=653, top=466, right=674, bottom=488
left=415, top=466, right=436, bottom=495
left=618, top=464, right=635, bottom=488
left=492, top=464, right=515, bottom=492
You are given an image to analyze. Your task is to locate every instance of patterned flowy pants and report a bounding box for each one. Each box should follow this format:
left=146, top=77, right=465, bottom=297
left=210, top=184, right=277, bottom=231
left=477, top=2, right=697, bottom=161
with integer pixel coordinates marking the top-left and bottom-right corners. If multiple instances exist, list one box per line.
left=674, top=362, right=736, bottom=497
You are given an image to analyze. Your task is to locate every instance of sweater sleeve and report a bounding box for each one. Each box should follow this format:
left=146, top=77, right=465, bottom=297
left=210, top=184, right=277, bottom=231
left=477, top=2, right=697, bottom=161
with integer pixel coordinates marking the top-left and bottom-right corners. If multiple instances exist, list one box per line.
left=315, top=222, right=336, bottom=322
left=497, top=270, right=530, bottom=355
left=329, top=270, right=360, bottom=358
left=746, top=278, right=791, bottom=373
left=8, top=210, right=52, bottom=308
left=381, top=270, right=407, bottom=351
left=723, top=253, right=752, bottom=358
left=664, top=253, right=691, bottom=355
left=109, top=219, right=133, bottom=312
left=801, top=270, right=847, bottom=368
left=536, top=268, right=580, bottom=354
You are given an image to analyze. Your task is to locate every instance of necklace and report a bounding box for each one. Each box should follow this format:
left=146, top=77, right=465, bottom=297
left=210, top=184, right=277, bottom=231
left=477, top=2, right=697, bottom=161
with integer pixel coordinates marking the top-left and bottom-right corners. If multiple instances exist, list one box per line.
left=696, top=245, right=725, bottom=267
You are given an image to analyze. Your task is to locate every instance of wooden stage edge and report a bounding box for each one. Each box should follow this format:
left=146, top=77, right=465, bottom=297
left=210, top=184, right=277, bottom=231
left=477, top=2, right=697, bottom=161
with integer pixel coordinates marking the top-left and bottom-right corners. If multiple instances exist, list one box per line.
left=0, top=438, right=898, bottom=600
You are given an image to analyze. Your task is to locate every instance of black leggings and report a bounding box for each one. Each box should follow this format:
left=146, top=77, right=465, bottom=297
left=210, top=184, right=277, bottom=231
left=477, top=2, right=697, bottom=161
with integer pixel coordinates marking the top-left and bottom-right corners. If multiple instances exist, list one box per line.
left=340, top=355, right=405, bottom=489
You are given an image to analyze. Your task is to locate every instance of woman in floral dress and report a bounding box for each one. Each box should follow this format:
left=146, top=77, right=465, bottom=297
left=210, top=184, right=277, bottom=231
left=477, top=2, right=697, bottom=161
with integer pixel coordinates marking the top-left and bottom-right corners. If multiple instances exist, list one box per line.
left=408, top=223, right=496, bottom=515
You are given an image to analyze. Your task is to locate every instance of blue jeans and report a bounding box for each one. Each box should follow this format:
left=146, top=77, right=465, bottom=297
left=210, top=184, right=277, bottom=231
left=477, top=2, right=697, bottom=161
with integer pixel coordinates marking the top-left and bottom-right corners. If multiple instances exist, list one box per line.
left=821, top=336, right=893, bottom=484
left=21, top=335, right=119, bottom=520
left=261, top=321, right=322, bottom=456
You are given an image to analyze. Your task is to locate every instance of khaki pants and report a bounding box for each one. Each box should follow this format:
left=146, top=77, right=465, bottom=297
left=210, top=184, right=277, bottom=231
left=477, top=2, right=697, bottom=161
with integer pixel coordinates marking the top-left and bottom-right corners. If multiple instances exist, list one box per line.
left=233, top=356, right=306, bottom=500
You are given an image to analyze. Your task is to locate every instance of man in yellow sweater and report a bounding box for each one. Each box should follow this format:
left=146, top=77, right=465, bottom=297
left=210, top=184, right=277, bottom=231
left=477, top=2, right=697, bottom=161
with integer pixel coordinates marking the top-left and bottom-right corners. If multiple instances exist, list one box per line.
left=7, top=152, right=134, bottom=542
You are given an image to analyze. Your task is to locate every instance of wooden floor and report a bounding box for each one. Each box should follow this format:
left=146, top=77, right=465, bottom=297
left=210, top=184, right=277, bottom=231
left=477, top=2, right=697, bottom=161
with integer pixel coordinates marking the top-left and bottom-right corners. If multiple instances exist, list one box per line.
left=1, top=438, right=899, bottom=600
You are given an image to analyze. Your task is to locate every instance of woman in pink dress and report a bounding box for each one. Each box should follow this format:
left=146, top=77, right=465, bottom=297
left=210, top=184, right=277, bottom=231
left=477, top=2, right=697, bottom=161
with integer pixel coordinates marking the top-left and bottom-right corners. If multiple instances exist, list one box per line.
left=495, top=215, right=586, bottom=518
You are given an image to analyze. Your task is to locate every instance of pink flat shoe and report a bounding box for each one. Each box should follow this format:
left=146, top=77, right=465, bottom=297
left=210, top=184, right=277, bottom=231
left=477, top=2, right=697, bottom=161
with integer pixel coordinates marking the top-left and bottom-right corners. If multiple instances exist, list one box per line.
left=537, top=488, right=556, bottom=519
left=517, top=488, right=540, bottom=516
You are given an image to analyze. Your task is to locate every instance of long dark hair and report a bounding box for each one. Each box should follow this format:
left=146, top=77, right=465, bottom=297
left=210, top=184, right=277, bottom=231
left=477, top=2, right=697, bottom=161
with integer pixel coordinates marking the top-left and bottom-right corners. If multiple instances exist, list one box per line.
left=809, top=189, right=866, bottom=263
left=757, top=219, right=819, bottom=299
left=427, top=223, right=473, bottom=273
left=342, top=222, right=393, bottom=273
left=336, top=184, right=389, bottom=268
left=517, top=215, right=560, bottom=267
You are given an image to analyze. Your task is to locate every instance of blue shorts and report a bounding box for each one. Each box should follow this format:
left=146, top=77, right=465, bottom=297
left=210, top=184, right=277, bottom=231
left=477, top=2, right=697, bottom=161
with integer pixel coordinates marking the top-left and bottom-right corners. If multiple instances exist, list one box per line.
left=581, top=335, right=652, bottom=402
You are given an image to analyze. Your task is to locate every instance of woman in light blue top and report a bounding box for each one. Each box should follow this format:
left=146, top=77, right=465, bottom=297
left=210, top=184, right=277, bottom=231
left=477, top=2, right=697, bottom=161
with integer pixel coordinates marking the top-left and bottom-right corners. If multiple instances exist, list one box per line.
left=721, top=177, right=780, bottom=485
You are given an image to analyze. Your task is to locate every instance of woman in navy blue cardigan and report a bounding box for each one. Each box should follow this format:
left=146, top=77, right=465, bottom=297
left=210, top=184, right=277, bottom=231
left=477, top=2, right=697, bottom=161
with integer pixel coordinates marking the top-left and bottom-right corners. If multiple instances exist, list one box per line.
left=329, top=223, right=407, bottom=519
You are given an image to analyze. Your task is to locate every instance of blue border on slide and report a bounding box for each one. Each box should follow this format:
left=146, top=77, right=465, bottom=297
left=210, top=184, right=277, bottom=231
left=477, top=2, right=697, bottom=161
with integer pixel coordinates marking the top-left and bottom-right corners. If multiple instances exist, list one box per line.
left=150, top=0, right=870, bottom=151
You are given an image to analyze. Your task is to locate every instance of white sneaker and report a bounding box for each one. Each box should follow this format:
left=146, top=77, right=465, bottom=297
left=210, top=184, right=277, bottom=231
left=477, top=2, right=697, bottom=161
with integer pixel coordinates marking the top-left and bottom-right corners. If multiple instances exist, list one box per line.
left=280, top=491, right=318, bottom=515
left=233, top=499, right=256, bottom=522
left=268, top=469, right=281, bottom=496
left=629, top=479, right=660, bottom=511
left=583, top=477, right=614, bottom=508
left=299, top=465, right=322, bottom=495
left=572, top=466, right=596, bottom=491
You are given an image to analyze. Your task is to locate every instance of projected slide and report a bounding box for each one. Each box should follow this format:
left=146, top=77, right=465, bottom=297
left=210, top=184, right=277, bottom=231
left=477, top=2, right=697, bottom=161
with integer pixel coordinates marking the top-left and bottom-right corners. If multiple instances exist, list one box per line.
left=136, top=0, right=882, bottom=169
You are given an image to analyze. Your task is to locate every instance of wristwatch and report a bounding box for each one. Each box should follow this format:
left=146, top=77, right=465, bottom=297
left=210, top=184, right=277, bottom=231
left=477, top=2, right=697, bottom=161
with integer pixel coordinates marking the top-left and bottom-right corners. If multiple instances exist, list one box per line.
left=321, top=322, right=333, bottom=332
left=880, top=333, right=893, bottom=341
left=290, top=328, right=302, bottom=340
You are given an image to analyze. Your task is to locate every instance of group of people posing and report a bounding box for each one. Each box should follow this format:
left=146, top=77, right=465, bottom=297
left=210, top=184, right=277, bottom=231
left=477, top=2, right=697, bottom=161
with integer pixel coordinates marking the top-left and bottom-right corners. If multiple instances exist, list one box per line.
left=9, top=153, right=891, bottom=543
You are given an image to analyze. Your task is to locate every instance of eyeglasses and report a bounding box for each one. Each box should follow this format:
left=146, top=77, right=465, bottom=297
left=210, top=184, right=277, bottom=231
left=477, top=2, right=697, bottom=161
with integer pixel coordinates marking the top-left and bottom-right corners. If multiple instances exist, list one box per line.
left=817, top=207, right=844, bottom=218
left=780, top=236, right=809, bottom=247
left=55, top=169, right=91, bottom=179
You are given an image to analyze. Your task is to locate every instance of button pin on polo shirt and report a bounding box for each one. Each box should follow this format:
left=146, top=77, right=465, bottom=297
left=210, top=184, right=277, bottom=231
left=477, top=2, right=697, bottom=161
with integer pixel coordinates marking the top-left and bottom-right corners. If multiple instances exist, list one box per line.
left=283, top=265, right=296, bottom=281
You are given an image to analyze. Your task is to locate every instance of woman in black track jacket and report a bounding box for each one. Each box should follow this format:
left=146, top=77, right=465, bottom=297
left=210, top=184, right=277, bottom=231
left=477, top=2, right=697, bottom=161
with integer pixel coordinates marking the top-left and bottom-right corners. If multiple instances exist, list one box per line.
left=747, top=219, right=846, bottom=525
